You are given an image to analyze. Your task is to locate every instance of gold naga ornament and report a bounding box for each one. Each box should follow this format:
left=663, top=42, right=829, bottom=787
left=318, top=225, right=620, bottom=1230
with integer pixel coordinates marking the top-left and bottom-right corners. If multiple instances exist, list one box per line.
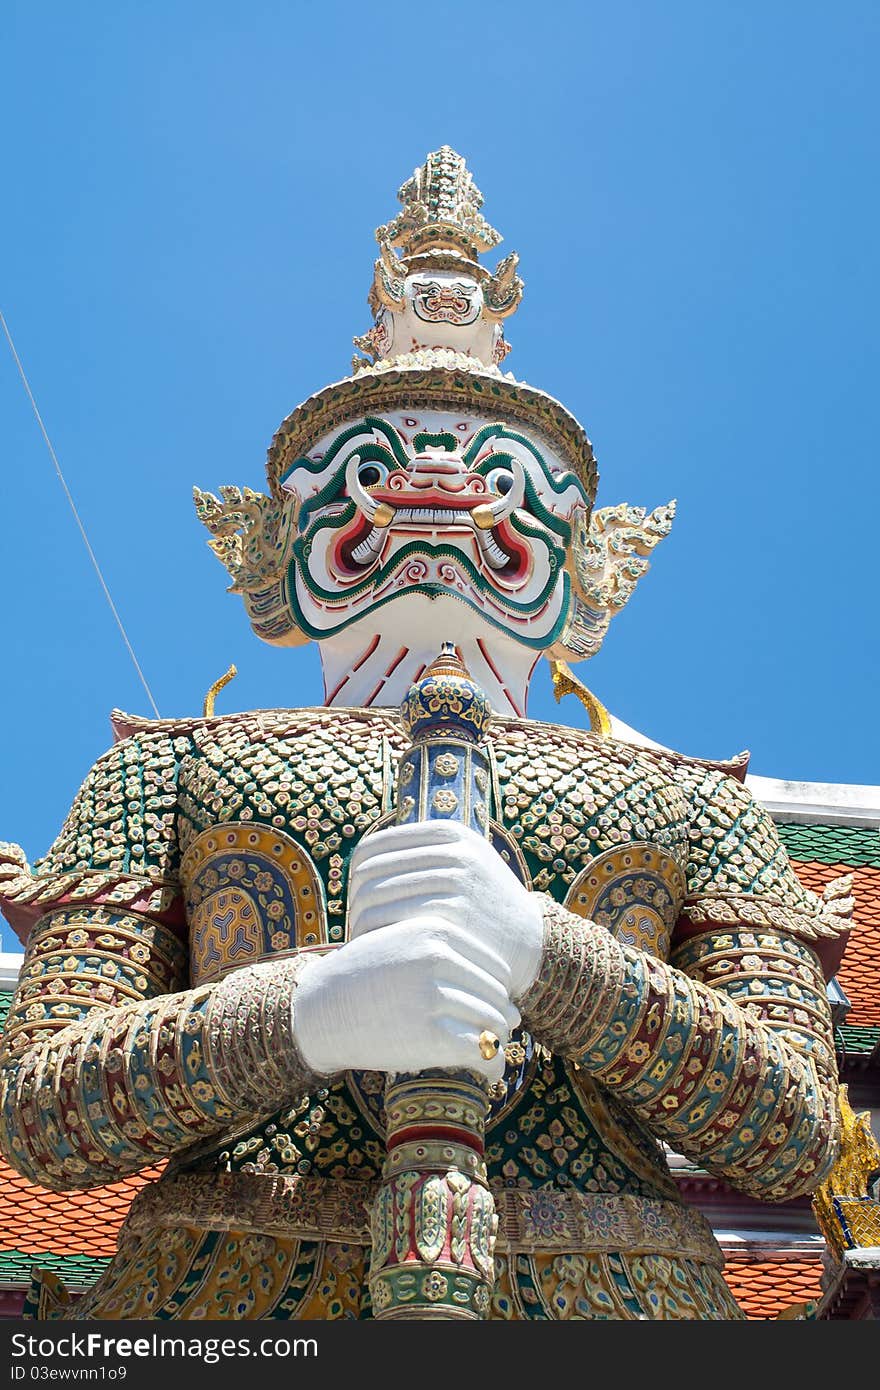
left=812, top=1085, right=880, bottom=1257
left=202, top=664, right=237, bottom=718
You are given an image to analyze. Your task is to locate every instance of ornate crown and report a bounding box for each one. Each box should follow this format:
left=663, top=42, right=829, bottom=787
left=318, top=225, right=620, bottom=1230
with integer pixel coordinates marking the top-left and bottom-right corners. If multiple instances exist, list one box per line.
left=379, top=146, right=503, bottom=267
left=362, top=146, right=524, bottom=347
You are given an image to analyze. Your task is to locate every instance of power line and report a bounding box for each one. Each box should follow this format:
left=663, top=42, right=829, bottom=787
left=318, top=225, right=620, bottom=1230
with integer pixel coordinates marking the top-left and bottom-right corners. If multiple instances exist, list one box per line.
left=0, top=308, right=161, bottom=719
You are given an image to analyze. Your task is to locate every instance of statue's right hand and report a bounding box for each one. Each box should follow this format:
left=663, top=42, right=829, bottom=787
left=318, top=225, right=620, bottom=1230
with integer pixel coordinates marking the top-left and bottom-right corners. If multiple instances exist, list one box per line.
left=292, top=920, right=518, bottom=1082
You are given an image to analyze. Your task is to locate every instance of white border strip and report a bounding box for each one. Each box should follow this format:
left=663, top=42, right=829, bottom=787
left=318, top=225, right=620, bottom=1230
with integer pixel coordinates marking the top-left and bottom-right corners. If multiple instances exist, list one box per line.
left=745, top=774, right=880, bottom=830
left=0, top=952, right=24, bottom=988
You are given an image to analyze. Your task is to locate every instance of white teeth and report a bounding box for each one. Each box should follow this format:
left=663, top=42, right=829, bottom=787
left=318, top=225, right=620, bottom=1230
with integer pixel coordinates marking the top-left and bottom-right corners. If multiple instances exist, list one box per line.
left=476, top=527, right=512, bottom=570
left=350, top=527, right=385, bottom=565
left=349, top=511, right=514, bottom=572
left=392, top=507, right=460, bottom=524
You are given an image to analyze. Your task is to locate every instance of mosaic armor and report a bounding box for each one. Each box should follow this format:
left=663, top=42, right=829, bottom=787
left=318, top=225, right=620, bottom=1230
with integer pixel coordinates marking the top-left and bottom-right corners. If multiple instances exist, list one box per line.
left=0, top=149, right=850, bottom=1320
left=0, top=706, right=848, bottom=1319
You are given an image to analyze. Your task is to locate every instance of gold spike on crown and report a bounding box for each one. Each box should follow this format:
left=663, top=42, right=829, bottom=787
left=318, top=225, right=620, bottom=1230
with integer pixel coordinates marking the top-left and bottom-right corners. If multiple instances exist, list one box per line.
left=379, top=146, right=503, bottom=267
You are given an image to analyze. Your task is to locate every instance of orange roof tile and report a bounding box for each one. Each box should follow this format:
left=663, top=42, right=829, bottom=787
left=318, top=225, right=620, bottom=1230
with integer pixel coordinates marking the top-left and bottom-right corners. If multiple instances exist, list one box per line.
left=723, top=1256, right=825, bottom=1319
left=791, top=861, right=880, bottom=1027
left=0, top=1156, right=160, bottom=1259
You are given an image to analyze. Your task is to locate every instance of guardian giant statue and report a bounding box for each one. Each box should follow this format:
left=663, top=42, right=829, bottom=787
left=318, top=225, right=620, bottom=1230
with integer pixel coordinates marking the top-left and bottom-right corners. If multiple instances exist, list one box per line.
left=0, top=150, right=849, bottom=1320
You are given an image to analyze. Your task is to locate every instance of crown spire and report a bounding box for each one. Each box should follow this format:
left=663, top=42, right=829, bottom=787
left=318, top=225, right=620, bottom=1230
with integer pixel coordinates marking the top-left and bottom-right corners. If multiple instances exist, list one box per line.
left=379, top=146, right=503, bottom=264
left=355, top=146, right=524, bottom=370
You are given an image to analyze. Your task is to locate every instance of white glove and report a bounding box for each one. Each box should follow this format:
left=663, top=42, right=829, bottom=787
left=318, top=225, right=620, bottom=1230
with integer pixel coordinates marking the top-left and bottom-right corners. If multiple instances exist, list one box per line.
left=348, top=820, right=544, bottom=1001
left=292, top=917, right=520, bottom=1083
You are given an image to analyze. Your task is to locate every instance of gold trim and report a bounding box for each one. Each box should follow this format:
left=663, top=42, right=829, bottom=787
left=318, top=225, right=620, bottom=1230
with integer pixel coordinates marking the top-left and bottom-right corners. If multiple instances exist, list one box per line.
left=265, top=361, right=597, bottom=500
left=548, top=657, right=612, bottom=736
left=564, top=843, right=686, bottom=961
left=125, top=1171, right=723, bottom=1265
left=812, top=1084, right=880, bottom=1258
left=681, top=889, right=852, bottom=941
left=182, top=823, right=329, bottom=983
left=106, top=704, right=749, bottom=781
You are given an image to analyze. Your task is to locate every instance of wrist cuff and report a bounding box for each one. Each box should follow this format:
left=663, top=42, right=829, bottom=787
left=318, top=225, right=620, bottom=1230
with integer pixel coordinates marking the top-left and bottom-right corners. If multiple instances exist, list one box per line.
left=205, top=956, right=316, bottom=1111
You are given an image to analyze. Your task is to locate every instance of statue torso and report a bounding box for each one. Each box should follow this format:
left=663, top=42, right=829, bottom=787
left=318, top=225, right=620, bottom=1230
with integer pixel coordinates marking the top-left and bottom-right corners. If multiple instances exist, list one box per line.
left=172, top=707, right=690, bottom=1197
left=58, top=707, right=740, bottom=1320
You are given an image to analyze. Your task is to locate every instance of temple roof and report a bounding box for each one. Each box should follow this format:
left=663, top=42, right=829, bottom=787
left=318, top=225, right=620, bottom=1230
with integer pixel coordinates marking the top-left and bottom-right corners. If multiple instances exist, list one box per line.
left=722, top=1256, right=825, bottom=1319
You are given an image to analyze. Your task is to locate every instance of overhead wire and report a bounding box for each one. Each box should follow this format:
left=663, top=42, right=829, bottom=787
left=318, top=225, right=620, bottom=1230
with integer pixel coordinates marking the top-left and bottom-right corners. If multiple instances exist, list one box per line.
left=0, top=308, right=161, bottom=718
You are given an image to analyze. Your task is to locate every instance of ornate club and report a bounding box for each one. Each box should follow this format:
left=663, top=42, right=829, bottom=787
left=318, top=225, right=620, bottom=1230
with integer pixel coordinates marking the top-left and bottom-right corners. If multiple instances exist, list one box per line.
left=368, top=643, right=500, bottom=1320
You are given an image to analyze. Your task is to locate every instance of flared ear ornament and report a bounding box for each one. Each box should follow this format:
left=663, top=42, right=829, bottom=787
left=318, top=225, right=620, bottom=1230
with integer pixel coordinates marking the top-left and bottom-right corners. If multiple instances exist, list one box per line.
left=559, top=499, right=676, bottom=661
left=367, top=235, right=408, bottom=317
left=483, top=251, right=524, bottom=320
left=193, top=484, right=307, bottom=647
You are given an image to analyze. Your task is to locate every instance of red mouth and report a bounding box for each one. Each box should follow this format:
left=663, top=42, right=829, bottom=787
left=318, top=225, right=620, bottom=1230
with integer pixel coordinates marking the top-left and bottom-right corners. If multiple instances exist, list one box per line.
left=331, top=504, right=529, bottom=583
left=371, top=476, right=489, bottom=508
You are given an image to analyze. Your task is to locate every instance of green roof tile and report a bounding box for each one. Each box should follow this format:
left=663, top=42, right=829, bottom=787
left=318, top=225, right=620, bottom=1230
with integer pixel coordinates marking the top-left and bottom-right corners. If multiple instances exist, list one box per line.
left=836, top=1024, right=880, bottom=1057
left=0, top=988, right=12, bottom=1032
left=776, top=822, right=880, bottom=868
left=0, top=1250, right=109, bottom=1292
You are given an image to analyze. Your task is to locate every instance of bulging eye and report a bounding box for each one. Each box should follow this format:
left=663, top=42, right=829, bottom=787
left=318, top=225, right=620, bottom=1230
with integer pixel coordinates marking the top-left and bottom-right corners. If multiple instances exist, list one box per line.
left=357, top=460, right=389, bottom=488
left=485, top=466, right=514, bottom=497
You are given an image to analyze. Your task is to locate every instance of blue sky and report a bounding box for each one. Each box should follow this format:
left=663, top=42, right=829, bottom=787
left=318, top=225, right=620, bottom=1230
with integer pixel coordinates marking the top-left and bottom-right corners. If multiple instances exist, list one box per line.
left=2, top=3, right=878, bottom=951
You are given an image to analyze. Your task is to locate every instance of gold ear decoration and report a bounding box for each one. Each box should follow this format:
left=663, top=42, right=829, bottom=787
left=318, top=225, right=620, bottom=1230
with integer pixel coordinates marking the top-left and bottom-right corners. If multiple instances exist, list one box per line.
left=203, top=664, right=238, bottom=718
left=484, top=250, right=524, bottom=318
left=193, top=484, right=304, bottom=648
left=562, top=500, right=676, bottom=662
left=548, top=657, right=612, bottom=737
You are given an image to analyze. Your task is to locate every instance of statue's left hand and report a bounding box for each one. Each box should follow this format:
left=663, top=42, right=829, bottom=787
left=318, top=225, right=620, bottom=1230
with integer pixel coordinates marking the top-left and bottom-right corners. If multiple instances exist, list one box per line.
left=348, top=820, right=543, bottom=1002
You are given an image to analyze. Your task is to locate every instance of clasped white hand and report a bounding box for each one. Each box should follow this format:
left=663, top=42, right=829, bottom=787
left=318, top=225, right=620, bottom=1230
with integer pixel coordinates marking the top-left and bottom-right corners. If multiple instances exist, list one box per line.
left=293, top=820, right=543, bottom=1083
left=348, top=820, right=543, bottom=999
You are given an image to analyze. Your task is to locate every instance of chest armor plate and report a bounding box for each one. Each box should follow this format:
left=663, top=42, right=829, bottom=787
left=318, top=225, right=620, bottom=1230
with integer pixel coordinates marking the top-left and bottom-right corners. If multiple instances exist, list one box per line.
left=178, top=708, right=689, bottom=989
left=171, top=709, right=689, bottom=1190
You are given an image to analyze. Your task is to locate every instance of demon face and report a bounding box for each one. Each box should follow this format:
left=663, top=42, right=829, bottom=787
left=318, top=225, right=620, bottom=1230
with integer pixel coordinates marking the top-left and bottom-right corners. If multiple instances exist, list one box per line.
left=280, top=409, right=591, bottom=653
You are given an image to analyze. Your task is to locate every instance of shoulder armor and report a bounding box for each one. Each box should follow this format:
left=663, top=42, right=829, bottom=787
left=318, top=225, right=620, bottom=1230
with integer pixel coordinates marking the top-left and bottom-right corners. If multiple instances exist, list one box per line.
left=0, top=721, right=192, bottom=945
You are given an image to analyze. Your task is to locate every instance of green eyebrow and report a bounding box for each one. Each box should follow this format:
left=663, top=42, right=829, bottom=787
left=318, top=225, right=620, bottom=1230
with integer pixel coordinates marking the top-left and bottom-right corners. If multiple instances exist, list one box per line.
left=411, top=431, right=459, bottom=452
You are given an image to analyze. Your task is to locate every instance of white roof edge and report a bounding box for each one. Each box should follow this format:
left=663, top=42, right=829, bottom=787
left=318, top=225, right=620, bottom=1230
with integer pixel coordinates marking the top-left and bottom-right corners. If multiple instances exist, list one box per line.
left=745, top=774, right=880, bottom=829
left=608, top=716, right=880, bottom=829
left=0, top=951, right=24, bottom=988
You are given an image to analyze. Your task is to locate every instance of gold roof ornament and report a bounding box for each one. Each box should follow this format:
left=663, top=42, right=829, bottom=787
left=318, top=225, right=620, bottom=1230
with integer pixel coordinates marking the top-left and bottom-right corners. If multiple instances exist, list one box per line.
left=812, top=1085, right=880, bottom=1258
left=202, top=663, right=238, bottom=718
left=548, top=658, right=612, bottom=737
